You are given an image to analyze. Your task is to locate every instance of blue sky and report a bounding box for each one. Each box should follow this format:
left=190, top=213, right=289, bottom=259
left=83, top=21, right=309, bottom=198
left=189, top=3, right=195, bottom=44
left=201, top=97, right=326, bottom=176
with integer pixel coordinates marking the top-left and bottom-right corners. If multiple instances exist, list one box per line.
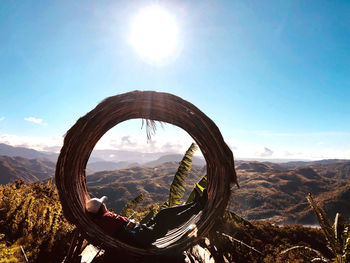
left=0, top=0, right=349, bottom=159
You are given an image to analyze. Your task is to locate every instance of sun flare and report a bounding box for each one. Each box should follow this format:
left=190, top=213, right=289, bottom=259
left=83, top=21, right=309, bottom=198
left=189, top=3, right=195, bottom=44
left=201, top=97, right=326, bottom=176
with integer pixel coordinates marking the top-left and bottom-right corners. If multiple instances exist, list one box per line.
left=129, top=6, right=179, bottom=62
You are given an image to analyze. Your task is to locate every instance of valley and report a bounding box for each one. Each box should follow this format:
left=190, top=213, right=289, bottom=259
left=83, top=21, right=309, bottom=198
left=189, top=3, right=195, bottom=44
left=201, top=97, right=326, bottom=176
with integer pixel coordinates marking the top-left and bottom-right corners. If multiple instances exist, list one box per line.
left=1, top=143, right=348, bottom=225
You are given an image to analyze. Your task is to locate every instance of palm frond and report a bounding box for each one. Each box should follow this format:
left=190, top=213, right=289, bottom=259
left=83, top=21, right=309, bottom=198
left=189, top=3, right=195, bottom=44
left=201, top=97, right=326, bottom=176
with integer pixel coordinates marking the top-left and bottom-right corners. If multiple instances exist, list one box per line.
left=120, top=193, right=145, bottom=217
left=224, top=210, right=254, bottom=229
left=139, top=203, right=161, bottom=224
left=307, top=193, right=337, bottom=251
left=186, top=174, right=207, bottom=204
left=141, top=119, right=165, bottom=141
left=140, top=143, right=197, bottom=223
left=307, top=193, right=350, bottom=262
left=163, top=143, right=198, bottom=208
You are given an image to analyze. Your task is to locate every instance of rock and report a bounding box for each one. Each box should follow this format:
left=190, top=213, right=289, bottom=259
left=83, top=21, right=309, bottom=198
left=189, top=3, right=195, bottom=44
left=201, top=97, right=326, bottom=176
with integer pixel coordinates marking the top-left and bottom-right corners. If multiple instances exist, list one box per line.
left=185, top=243, right=215, bottom=263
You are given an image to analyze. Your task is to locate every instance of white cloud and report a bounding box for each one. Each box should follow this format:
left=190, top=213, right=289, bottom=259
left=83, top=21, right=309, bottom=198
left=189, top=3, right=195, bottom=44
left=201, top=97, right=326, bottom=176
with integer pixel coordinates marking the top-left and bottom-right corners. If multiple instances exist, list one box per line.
left=0, top=134, right=63, bottom=152
left=121, top=136, right=136, bottom=146
left=227, top=143, right=238, bottom=151
left=282, top=151, right=293, bottom=157
left=259, top=147, right=274, bottom=157
left=226, top=138, right=350, bottom=160
left=1, top=131, right=349, bottom=160
left=246, top=130, right=350, bottom=137
left=24, top=117, right=42, bottom=124
left=0, top=117, right=5, bottom=121
left=0, top=127, right=196, bottom=156
left=24, top=117, right=47, bottom=126
left=161, top=142, right=184, bottom=152
left=261, top=147, right=349, bottom=160
left=94, top=132, right=195, bottom=154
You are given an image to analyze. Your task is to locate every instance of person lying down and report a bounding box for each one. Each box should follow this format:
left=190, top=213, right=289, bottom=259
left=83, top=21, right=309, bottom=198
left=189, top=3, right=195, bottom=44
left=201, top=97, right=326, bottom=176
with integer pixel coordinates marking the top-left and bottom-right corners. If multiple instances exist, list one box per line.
left=86, top=191, right=207, bottom=248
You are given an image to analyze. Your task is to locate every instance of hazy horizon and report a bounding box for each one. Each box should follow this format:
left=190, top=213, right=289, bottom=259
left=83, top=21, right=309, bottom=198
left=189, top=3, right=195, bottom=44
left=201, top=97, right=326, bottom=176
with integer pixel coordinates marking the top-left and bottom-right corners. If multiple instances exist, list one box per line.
left=2, top=141, right=349, bottom=165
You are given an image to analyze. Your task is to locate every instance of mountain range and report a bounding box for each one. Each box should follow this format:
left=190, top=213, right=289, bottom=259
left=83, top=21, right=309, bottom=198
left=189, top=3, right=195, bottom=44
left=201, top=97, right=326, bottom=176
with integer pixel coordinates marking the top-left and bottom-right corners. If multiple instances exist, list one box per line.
left=0, top=143, right=205, bottom=173
left=230, top=161, right=350, bottom=224
left=0, top=143, right=349, bottom=224
left=0, top=155, right=56, bottom=184
left=86, top=160, right=350, bottom=224
left=0, top=143, right=58, bottom=161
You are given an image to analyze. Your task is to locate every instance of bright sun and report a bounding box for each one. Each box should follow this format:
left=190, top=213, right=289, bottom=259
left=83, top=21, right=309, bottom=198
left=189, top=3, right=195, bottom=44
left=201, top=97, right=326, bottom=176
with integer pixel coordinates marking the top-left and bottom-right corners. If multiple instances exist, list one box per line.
left=129, top=6, right=179, bottom=62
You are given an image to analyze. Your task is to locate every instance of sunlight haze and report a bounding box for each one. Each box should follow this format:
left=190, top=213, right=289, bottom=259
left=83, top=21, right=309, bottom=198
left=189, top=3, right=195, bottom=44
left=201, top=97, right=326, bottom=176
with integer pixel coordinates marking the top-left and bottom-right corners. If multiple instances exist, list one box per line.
left=0, top=0, right=349, bottom=160
left=129, top=5, right=179, bottom=63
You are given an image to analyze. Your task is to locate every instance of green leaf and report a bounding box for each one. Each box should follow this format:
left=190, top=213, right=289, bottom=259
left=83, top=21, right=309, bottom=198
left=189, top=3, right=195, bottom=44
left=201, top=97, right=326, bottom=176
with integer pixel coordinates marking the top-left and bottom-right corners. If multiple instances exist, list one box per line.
left=139, top=204, right=161, bottom=225
left=186, top=174, right=207, bottom=204
left=307, top=193, right=350, bottom=263
left=140, top=143, right=197, bottom=223
left=225, top=210, right=254, bottom=229
left=120, top=193, right=145, bottom=217
left=165, top=143, right=197, bottom=208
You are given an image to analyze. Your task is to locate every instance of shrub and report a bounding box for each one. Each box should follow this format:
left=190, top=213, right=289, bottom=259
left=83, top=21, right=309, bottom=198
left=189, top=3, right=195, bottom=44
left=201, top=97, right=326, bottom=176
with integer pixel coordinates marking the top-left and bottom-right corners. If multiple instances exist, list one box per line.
left=0, top=180, right=75, bottom=262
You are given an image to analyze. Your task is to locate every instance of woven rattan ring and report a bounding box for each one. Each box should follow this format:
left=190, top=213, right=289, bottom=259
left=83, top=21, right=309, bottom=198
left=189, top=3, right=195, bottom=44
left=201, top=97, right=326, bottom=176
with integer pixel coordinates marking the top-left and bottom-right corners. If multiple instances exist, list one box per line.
left=55, top=90, right=237, bottom=256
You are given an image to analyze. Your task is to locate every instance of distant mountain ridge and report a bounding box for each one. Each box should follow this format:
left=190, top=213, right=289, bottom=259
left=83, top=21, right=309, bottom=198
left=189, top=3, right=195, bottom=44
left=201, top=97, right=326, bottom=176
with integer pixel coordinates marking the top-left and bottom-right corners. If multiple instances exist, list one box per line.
left=231, top=160, right=350, bottom=224
left=0, top=147, right=348, bottom=225
left=0, top=156, right=56, bottom=184
left=87, top=161, right=140, bottom=173
left=0, top=143, right=58, bottom=162
left=87, top=159, right=349, bottom=224
left=0, top=143, right=206, bottom=172
left=143, top=153, right=206, bottom=167
left=87, top=162, right=206, bottom=213
left=2, top=142, right=348, bottom=172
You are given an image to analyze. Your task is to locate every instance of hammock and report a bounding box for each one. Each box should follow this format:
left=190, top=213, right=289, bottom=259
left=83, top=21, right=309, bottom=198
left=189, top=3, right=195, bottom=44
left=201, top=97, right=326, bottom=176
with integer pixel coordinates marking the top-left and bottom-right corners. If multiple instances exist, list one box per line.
left=55, top=90, right=237, bottom=257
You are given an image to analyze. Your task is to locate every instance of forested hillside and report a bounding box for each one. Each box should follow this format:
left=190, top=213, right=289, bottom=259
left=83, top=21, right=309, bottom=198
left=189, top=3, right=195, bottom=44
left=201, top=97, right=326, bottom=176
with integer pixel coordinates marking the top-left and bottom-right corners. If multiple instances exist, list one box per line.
left=86, top=160, right=350, bottom=224
left=230, top=161, right=350, bottom=224
left=0, top=156, right=55, bottom=184
left=0, top=180, right=74, bottom=262
left=1, top=154, right=348, bottom=225
left=1, top=180, right=348, bottom=262
left=87, top=162, right=206, bottom=212
left=0, top=150, right=349, bottom=262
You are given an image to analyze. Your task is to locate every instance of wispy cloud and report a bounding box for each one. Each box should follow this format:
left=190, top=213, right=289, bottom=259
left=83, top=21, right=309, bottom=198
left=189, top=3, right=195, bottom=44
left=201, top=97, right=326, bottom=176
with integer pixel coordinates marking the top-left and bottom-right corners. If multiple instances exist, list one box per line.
left=24, top=117, right=47, bottom=126
left=0, top=127, right=198, bottom=155
left=247, top=130, right=350, bottom=137
left=226, top=138, right=350, bottom=160
left=0, top=134, right=63, bottom=152
left=0, top=117, right=5, bottom=121
left=1, top=131, right=349, bottom=160
left=259, top=147, right=274, bottom=157
left=96, top=133, right=193, bottom=154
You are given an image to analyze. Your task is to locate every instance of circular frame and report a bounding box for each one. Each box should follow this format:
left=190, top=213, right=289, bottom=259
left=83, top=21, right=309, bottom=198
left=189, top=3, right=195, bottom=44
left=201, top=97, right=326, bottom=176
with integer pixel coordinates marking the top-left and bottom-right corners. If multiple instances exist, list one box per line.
left=55, top=91, right=237, bottom=256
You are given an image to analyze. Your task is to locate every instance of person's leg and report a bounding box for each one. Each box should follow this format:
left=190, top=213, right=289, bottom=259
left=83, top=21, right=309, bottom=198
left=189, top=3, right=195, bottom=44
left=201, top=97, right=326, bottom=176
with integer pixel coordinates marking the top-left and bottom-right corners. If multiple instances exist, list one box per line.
left=148, top=202, right=205, bottom=234
left=131, top=223, right=159, bottom=247
left=114, top=223, right=158, bottom=248
left=147, top=189, right=208, bottom=227
left=131, top=190, right=208, bottom=244
left=146, top=202, right=197, bottom=227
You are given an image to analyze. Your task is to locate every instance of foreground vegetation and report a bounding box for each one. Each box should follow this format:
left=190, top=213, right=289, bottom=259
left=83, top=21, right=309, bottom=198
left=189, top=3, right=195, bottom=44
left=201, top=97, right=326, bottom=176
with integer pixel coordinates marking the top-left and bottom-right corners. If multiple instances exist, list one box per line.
left=1, top=179, right=349, bottom=262
left=0, top=144, right=348, bottom=262
left=0, top=180, right=74, bottom=262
